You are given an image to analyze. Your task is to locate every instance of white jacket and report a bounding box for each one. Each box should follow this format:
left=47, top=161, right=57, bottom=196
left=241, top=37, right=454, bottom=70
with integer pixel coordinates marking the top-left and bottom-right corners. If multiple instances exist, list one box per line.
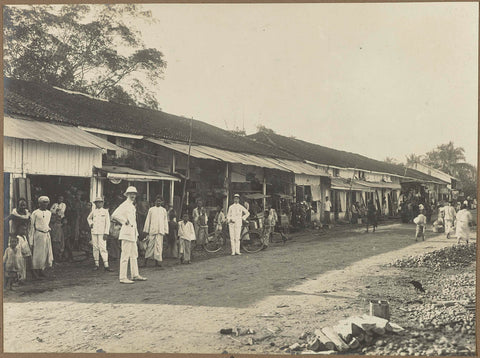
left=87, top=208, right=111, bottom=235
left=227, top=203, right=249, bottom=224
left=143, top=206, right=169, bottom=235
left=112, top=199, right=138, bottom=242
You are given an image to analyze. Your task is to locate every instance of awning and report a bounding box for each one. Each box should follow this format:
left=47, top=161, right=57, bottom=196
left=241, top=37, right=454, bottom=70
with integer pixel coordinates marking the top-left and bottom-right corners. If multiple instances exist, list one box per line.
left=355, top=180, right=402, bottom=190
left=147, top=138, right=328, bottom=175
left=244, top=193, right=271, bottom=200
left=330, top=178, right=374, bottom=191
left=4, top=115, right=121, bottom=151
left=96, top=165, right=180, bottom=182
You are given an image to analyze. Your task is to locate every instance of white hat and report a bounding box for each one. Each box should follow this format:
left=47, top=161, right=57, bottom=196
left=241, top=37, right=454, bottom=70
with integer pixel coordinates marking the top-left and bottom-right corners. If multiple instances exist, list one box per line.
left=38, top=196, right=50, bottom=203
left=233, top=193, right=240, bottom=198
left=124, top=186, right=138, bottom=196
left=93, top=196, right=104, bottom=202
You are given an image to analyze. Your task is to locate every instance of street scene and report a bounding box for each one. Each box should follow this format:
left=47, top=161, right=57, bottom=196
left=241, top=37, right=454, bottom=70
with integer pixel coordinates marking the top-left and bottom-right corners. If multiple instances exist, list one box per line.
left=3, top=2, right=478, bottom=355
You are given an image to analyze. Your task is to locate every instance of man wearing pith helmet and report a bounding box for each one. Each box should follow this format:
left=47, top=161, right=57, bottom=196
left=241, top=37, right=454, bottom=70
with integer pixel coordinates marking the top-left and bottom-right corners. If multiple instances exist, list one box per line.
left=112, top=186, right=147, bottom=284
left=227, top=193, right=250, bottom=256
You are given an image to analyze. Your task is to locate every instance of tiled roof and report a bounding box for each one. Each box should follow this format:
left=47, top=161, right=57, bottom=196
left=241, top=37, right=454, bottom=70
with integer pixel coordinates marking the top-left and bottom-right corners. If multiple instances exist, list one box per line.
left=4, top=77, right=297, bottom=160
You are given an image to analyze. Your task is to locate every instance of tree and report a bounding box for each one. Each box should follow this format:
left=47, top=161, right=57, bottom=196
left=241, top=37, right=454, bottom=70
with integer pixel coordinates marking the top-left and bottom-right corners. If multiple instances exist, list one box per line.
left=405, top=153, right=423, bottom=166
left=423, top=141, right=466, bottom=176
left=384, top=157, right=399, bottom=165
left=256, top=124, right=276, bottom=135
left=4, top=4, right=166, bottom=109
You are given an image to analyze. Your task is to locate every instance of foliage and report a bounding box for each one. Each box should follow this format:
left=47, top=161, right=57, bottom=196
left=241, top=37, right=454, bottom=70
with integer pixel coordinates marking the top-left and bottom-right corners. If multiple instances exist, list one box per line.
left=256, top=124, right=276, bottom=135
left=384, top=157, right=399, bottom=165
left=4, top=4, right=166, bottom=109
left=423, top=142, right=466, bottom=176
left=405, top=153, right=423, bottom=166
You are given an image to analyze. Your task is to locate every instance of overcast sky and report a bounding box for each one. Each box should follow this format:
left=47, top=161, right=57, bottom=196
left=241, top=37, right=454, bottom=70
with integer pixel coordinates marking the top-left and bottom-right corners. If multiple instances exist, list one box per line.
left=139, top=3, right=478, bottom=164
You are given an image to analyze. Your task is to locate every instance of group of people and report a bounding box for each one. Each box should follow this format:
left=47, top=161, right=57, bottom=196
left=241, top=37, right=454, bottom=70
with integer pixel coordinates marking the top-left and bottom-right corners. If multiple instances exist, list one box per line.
left=430, top=200, right=474, bottom=244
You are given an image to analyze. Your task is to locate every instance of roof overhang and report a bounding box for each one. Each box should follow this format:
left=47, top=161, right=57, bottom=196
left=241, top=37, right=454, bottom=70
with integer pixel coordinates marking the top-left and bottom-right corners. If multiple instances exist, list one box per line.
left=79, top=126, right=144, bottom=139
left=4, top=115, right=121, bottom=151
left=95, top=166, right=180, bottom=182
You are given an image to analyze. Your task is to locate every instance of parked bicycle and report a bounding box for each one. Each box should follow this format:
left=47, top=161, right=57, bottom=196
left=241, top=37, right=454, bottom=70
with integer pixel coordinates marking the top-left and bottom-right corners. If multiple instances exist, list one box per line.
left=203, top=220, right=288, bottom=253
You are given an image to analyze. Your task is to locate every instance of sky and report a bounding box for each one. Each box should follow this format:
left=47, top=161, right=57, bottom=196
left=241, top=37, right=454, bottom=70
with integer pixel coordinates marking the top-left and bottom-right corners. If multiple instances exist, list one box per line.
left=132, top=4, right=476, bottom=164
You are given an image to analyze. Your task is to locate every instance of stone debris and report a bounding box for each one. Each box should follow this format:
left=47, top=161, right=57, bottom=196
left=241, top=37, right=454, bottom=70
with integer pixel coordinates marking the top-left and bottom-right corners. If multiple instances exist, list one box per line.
left=283, top=314, right=404, bottom=354
left=389, top=243, right=476, bottom=270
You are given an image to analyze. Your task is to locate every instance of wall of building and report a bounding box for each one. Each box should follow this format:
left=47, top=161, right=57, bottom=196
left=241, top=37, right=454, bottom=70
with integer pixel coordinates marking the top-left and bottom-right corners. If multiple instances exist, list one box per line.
left=4, top=137, right=101, bottom=177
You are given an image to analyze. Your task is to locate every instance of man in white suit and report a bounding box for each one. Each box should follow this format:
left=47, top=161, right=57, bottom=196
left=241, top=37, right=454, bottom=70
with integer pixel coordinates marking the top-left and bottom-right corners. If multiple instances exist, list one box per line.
left=142, top=195, right=169, bottom=267
left=112, top=186, right=147, bottom=284
left=227, top=193, right=250, bottom=256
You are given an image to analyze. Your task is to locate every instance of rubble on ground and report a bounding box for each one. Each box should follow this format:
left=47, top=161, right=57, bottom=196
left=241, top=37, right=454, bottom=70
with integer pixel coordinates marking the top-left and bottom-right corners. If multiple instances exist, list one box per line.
left=280, top=314, right=405, bottom=354
left=389, top=243, right=476, bottom=270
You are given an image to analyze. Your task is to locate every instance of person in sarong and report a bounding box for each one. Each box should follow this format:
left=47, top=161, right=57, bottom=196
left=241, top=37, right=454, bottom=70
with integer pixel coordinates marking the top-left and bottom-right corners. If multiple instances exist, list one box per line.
left=29, top=196, right=53, bottom=279
left=455, top=204, right=473, bottom=244
left=50, top=195, right=66, bottom=219
left=112, top=186, right=147, bottom=284
left=178, top=213, right=195, bottom=264
left=214, top=206, right=226, bottom=233
left=166, top=205, right=178, bottom=258
left=6, top=198, right=31, bottom=236
left=192, top=200, right=203, bottom=248
left=142, top=195, right=169, bottom=267
left=444, top=201, right=456, bottom=239
left=366, top=200, right=377, bottom=233
left=197, top=207, right=209, bottom=246
left=50, top=211, right=65, bottom=264
left=262, top=210, right=275, bottom=249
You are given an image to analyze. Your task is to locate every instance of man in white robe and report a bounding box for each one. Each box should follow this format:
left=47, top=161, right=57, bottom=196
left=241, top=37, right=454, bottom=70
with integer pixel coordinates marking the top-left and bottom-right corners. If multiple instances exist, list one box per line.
left=29, top=196, right=53, bottom=278
left=142, top=195, right=169, bottom=267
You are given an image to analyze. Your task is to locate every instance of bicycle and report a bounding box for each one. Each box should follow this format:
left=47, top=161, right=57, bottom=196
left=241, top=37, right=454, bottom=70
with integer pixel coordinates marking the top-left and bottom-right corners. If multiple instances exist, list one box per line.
left=203, top=221, right=264, bottom=253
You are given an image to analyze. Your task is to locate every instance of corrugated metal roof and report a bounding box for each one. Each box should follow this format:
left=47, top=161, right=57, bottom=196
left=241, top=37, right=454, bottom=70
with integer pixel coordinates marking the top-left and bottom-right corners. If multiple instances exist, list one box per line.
left=97, top=165, right=180, bottom=182
left=4, top=115, right=121, bottom=151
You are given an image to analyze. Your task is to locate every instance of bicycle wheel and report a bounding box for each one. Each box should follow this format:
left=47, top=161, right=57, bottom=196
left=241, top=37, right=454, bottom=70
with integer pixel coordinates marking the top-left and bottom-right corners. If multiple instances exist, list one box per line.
left=241, top=232, right=263, bottom=253
left=203, top=232, right=225, bottom=253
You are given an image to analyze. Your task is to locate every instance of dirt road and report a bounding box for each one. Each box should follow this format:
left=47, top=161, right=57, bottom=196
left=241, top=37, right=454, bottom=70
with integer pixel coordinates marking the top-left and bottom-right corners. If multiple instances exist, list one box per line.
left=3, top=223, right=473, bottom=353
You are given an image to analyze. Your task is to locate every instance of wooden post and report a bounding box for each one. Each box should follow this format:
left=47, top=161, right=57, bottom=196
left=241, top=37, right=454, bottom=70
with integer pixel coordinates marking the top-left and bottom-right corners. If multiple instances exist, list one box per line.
left=262, top=169, right=267, bottom=210
left=170, top=181, right=174, bottom=207
left=224, top=163, right=230, bottom=214
left=146, top=181, right=150, bottom=202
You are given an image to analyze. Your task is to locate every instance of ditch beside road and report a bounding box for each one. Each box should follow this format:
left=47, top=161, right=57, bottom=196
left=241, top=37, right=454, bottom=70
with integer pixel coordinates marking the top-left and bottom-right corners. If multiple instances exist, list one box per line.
left=4, top=221, right=477, bottom=354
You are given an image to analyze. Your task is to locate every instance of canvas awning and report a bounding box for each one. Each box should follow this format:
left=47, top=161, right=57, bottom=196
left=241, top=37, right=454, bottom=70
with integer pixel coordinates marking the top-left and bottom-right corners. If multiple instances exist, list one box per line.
left=330, top=178, right=374, bottom=192
left=96, top=166, right=180, bottom=182
left=4, top=115, right=121, bottom=151
left=147, top=138, right=328, bottom=175
left=244, top=193, right=271, bottom=200
left=355, top=180, right=402, bottom=190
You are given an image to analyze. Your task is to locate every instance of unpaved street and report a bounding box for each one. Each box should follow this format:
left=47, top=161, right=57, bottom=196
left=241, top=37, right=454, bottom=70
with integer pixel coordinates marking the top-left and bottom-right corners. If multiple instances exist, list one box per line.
left=4, top=223, right=475, bottom=353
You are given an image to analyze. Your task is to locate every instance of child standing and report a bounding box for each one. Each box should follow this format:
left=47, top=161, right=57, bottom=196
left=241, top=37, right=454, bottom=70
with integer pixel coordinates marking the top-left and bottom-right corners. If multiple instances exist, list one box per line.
left=14, top=224, right=32, bottom=282
left=4, top=236, right=20, bottom=290
left=178, top=213, right=196, bottom=264
left=413, top=210, right=427, bottom=241
left=197, top=207, right=209, bottom=247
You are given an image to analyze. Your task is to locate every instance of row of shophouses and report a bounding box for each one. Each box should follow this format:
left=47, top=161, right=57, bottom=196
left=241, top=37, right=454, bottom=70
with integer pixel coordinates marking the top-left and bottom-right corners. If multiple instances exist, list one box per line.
left=3, top=77, right=457, bottom=227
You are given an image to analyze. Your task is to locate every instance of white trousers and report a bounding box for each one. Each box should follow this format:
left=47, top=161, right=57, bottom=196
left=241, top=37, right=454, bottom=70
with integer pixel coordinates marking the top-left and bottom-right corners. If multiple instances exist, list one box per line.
left=119, top=240, right=139, bottom=280
left=228, top=222, right=242, bottom=254
left=145, top=234, right=163, bottom=261
left=92, top=234, right=108, bottom=266
left=445, top=219, right=454, bottom=236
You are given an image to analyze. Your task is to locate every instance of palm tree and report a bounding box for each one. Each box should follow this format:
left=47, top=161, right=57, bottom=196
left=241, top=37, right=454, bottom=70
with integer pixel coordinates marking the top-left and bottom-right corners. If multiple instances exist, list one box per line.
left=423, top=142, right=466, bottom=176
left=405, top=153, right=423, bottom=166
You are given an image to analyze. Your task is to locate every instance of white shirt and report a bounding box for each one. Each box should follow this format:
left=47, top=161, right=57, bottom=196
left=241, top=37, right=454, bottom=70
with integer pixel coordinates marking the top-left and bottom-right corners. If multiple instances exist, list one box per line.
left=29, top=209, right=52, bottom=245
left=143, top=206, right=169, bottom=235
left=178, top=221, right=196, bottom=241
left=50, top=202, right=66, bottom=218
left=456, top=209, right=472, bottom=224
left=87, top=207, right=111, bottom=235
left=227, top=203, right=250, bottom=224
left=444, top=206, right=456, bottom=221
left=112, top=199, right=138, bottom=242
left=324, top=200, right=332, bottom=212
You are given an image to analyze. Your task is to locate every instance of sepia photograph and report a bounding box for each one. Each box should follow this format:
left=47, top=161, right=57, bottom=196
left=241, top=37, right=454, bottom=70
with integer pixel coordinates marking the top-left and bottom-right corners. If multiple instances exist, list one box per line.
left=2, top=2, right=478, bottom=355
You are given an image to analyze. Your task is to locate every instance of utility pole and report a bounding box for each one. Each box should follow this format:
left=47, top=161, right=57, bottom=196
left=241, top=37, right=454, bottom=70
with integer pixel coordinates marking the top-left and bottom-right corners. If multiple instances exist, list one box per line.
left=179, top=117, right=193, bottom=216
